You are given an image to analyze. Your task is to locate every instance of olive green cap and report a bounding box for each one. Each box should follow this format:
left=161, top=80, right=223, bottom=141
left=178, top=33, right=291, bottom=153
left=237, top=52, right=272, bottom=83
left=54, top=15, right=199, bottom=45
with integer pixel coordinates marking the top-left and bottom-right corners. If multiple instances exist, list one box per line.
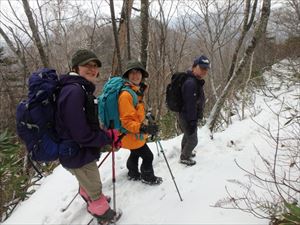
left=71, top=49, right=102, bottom=68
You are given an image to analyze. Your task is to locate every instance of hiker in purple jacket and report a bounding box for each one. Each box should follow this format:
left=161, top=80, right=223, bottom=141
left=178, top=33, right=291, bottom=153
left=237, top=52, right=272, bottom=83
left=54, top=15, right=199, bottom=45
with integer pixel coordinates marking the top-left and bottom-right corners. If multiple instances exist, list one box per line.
left=179, top=55, right=210, bottom=166
left=56, top=49, right=121, bottom=224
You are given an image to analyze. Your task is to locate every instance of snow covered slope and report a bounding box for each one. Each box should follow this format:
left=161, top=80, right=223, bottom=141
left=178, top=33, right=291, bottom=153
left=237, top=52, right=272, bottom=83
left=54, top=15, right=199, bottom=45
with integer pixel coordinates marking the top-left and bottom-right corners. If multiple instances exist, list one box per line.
left=4, top=59, right=299, bottom=225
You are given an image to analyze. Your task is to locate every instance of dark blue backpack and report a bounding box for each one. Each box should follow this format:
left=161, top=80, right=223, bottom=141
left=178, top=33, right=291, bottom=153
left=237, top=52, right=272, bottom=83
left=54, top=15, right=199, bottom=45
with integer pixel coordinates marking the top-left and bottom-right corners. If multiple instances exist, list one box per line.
left=98, top=76, right=138, bottom=132
left=16, top=68, right=78, bottom=162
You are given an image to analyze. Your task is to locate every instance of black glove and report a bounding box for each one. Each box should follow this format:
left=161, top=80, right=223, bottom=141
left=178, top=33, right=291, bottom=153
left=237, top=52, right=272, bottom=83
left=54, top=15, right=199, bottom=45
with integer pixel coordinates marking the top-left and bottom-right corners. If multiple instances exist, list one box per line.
left=140, top=124, right=159, bottom=136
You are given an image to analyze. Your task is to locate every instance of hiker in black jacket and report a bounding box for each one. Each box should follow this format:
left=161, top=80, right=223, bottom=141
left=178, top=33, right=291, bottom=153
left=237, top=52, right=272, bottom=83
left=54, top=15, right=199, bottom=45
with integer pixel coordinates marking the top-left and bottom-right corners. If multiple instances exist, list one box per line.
left=179, top=55, right=210, bottom=166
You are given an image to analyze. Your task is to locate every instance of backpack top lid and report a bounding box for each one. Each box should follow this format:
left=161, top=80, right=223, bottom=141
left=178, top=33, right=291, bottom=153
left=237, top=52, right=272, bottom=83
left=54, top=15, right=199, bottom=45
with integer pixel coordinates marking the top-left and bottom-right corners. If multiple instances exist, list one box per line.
left=166, top=72, right=187, bottom=112
left=28, top=68, right=60, bottom=103
left=98, top=76, right=138, bottom=132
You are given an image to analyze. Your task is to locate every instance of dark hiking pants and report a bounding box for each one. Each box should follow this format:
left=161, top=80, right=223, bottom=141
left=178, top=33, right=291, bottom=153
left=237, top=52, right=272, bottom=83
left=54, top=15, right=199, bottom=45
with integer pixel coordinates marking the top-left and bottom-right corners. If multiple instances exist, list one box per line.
left=178, top=114, right=198, bottom=159
left=127, top=143, right=154, bottom=179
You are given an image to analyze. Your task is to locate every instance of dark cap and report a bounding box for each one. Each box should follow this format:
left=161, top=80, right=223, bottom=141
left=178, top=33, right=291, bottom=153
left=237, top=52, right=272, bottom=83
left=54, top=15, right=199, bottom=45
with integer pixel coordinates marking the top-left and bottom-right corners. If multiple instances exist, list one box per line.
left=193, top=55, right=210, bottom=68
left=122, top=60, right=149, bottom=78
left=71, top=49, right=102, bottom=68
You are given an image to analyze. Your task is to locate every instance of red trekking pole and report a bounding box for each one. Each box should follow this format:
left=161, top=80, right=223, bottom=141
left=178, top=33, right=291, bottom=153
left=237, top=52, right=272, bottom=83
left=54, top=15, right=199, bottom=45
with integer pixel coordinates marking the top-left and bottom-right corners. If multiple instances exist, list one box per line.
left=111, top=143, right=116, bottom=212
left=109, top=129, right=126, bottom=224
left=110, top=132, right=126, bottom=213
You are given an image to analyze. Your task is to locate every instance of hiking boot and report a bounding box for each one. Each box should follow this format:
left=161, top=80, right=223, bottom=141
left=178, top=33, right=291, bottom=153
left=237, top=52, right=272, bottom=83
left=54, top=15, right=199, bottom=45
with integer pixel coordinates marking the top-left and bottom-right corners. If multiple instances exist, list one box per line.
left=79, top=187, right=111, bottom=203
left=141, top=176, right=163, bottom=185
left=96, top=208, right=122, bottom=225
left=180, top=158, right=196, bottom=166
left=127, top=172, right=141, bottom=181
left=87, top=194, right=110, bottom=217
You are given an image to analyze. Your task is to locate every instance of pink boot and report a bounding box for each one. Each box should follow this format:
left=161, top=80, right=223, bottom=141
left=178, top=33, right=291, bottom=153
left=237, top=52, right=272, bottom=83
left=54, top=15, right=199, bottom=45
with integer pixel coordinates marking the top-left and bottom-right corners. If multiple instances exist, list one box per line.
left=79, top=187, right=111, bottom=203
left=87, top=194, right=110, bottom=217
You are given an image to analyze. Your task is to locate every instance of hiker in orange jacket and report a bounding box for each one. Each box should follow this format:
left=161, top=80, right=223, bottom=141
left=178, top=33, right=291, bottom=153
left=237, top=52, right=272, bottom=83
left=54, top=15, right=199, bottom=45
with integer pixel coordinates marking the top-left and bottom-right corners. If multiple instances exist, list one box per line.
left=118, top=60, right=163, bottom=185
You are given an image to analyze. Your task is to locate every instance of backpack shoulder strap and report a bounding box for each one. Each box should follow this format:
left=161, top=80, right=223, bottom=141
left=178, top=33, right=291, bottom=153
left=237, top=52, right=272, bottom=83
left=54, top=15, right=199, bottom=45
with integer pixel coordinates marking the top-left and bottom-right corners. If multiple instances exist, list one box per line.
left=121, top=86, right=138, bottom=107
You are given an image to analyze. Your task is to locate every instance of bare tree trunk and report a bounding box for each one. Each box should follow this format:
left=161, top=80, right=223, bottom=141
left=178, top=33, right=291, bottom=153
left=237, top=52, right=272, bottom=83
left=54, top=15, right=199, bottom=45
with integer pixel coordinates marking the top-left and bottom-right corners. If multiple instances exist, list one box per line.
left=140, top=0, right=149, bottom=68
left=206, top=0, right=271, bottom=133
left=120, top=0, right=134, bottom=61
left=36, top=0, right=50, bottom=56
left=22, top=0, right=48, bottom=67
left=111, top=0, right=134, bottom=75
left=227, top=0, right=258, bottom=81
left=110, top=0, right=122, bottom=75
left=126, top=0, right=132, bottom=60
left=241, top=51, right=254, bottom=119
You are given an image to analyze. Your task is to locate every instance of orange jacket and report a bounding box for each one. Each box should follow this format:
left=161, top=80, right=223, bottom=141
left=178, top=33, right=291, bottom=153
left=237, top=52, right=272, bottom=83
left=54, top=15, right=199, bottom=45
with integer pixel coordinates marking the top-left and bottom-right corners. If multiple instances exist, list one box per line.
left=118, top=82, right=148, bottom=150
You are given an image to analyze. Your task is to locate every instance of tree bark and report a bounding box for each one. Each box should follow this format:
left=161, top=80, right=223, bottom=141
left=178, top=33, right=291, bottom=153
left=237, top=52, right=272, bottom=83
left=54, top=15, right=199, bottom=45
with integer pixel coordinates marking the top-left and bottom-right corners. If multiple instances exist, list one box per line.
left=126, top=0, right=132, bottom=60
left=206, top=0, right=271, bottom=133
left=36, top=0, right=50, bottom=56
left=227, top=0, right=258, bottom=81
left=22, top=0, right=48, bottom=67
left=140, top=0, right=149, bottom=68
left=111, top=0, right=134, bottom=75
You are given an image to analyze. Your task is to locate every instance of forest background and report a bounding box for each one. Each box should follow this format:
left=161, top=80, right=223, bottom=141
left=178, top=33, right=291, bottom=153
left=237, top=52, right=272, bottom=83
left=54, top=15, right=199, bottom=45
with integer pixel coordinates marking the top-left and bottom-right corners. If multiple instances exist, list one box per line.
left=0, top=0, right=299, bottom=224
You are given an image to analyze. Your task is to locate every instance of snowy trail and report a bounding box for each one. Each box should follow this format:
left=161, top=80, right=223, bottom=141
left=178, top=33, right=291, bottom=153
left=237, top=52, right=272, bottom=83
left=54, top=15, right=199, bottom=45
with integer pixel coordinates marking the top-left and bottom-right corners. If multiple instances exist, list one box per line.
left=3, top=121, right=271, bottom=225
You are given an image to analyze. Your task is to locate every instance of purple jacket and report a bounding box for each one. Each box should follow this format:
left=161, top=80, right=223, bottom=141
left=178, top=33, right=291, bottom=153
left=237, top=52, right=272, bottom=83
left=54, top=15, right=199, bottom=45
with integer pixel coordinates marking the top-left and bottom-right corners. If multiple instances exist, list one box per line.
left=180, top=70, right=205, bottom=131
left=56, top=74, right=111, bottom=169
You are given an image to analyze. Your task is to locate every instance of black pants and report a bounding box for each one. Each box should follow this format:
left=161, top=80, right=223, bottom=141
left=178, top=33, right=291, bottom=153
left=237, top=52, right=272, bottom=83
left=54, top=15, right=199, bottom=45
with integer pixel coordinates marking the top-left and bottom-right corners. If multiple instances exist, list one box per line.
left=127, top=143, right=154, bottom=179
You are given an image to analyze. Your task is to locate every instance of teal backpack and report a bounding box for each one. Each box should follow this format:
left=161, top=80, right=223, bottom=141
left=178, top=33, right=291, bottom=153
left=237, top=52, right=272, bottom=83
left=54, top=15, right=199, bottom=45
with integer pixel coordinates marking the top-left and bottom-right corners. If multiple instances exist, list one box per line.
left=98, top=77, right=138, bottom=133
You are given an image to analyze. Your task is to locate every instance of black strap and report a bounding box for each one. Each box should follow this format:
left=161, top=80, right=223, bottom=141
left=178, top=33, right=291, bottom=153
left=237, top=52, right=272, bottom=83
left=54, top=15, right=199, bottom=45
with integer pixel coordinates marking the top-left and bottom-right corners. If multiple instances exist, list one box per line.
left=27, top=155, right=44, bottom=180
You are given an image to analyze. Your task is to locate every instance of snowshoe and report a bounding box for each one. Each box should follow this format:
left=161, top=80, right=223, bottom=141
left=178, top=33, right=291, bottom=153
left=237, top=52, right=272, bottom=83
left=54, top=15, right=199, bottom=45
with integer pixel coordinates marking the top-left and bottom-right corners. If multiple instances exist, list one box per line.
left=96, top=209, right=122, bottom=225
left=141, top=176, right=163, bottom=185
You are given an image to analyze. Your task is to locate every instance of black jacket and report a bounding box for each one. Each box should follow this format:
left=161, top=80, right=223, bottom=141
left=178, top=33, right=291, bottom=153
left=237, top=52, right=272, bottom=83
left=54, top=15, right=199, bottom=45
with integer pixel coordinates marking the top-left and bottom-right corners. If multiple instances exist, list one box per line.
left=180, top=70, right=205, bottom=131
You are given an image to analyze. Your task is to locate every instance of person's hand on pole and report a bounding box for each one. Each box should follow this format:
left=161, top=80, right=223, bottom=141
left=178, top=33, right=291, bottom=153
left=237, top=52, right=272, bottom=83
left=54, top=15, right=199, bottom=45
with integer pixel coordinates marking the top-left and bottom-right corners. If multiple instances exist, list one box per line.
left=106, top=129, right=122, bottom=149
